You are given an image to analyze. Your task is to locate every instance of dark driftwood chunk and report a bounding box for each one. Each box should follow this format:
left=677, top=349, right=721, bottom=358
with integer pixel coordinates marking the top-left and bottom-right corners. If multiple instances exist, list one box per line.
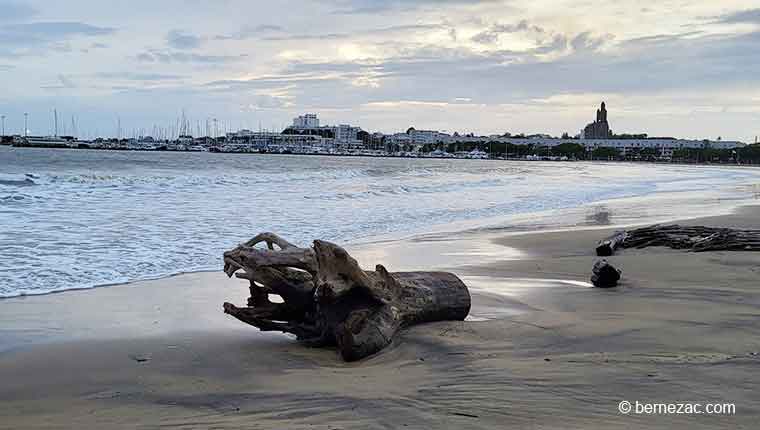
left=591, top=259, right=621, bottom=288
left=596, top=231, right=628, bottom=256
left=222, top=233, right=471, bottom=361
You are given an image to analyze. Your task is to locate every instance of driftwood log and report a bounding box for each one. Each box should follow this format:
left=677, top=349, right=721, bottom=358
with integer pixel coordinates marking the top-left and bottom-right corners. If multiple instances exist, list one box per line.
left=596, top=231, right=628, bottom=256
left=596, top=225, right=760, bottom=256
left=222, top=233, right=471, bottom=361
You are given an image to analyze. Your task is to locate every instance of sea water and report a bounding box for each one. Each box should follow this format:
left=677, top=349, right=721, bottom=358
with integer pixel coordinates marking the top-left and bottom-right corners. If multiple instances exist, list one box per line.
left=1, top=146, right=758, bottom=297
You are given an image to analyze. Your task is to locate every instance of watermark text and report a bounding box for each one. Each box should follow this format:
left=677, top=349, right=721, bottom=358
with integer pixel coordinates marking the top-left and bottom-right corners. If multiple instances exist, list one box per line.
left=618, top=400, right=735, bottom=415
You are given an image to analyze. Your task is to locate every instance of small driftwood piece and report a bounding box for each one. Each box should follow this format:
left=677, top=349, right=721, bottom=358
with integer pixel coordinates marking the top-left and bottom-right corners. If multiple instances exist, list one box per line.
left=222, top=233, right=471, bottom=361
left=591, top=259, right=621, bottom=288
left=596, top=231, right=628, bottom=256
left=596, top=225, right=760, bottom=256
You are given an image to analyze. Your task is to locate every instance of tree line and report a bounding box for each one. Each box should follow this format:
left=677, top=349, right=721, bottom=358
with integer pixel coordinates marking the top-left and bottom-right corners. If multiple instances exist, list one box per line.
left=413, top=141, right=760, bottom=163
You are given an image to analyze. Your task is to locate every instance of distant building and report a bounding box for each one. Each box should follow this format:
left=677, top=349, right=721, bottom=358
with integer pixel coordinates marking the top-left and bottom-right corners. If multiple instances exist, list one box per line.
left=434, top=134, right=744, bottom=160
left=386, top=128, right=451, bottom=151
left=284, top=114, right=364, bottom=148
left=387, top=133, right=413, bottom=146
left=409, top=129, right=449, bottom=145
left=582, top=102, right=613, bottom=139
left=292, top=114, right=320, bottom=128
left=334, top=124, right=360, bottom=143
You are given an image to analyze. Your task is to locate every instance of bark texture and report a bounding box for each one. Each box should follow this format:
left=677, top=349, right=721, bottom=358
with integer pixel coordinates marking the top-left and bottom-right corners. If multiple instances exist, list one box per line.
left=222, top=233, right=471, bottom=361
left=596, top=231, right=628, bottom=257
left=596, top=225, right=760, bottom=256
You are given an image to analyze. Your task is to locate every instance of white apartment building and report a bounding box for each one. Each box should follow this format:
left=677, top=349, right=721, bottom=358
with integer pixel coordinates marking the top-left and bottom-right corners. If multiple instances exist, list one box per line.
left=408, top=129, right=446, bottom=145
left=288, top=114, right=361, bottom=145
left=385, top=129, right=450, bottom=150
left=334, top=124, right=360, bottom=143
left=386, top=133, right=413, bottom=146
left=292, top=114, right=320, bottom=128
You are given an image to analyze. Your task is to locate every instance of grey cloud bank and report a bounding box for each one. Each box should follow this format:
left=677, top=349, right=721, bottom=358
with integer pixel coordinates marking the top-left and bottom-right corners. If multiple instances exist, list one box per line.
left=329, top=0, right=503, bottom=14
left=215, top=24, right=284, bottom=40
left=0, top=0, right=758, bottom=142
left=0, top=0, right=37, bottom=22
left=0, top=21, right=115, bottom=57
left=166, top=30, right=205, bottom=50
left=714, top=8, right=760, bottom=24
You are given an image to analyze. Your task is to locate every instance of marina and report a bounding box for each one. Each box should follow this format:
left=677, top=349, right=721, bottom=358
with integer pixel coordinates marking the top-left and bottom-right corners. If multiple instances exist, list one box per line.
left=3, top=107, right=751, bottom=162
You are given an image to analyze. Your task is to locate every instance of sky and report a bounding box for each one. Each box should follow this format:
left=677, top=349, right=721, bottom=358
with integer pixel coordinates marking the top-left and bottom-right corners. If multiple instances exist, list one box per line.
left=0, top=0, right=759, bottom=141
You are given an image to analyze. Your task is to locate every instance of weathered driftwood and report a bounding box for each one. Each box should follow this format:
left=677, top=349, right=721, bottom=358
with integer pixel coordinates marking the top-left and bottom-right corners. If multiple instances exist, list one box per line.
left=591, top=259, right=621, bottom=288
left=596, top=231, right=628, bottom=256
left=596, top=225, right=760, bottom=255
left=222, top=233, right=471, bottom=361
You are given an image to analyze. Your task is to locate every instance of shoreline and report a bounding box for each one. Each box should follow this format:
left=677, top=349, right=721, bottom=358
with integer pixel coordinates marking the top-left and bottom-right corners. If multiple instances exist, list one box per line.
left=6, top=142, right=760, bottom=166
left=4, top=201, right=756, bottom=319
left=5, top=142, right=760, bottom=167
left=2, top=179, right=758, bottom=301
left=2, top=205, right=760, bottom=428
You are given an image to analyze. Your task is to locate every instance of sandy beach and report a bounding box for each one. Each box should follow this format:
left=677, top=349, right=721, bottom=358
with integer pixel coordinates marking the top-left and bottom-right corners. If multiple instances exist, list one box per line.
left=2, top=205, right=759, bottom=429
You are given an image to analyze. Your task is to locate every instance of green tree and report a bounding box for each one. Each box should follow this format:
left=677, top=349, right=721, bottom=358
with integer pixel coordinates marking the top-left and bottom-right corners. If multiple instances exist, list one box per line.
left=554, top=142, right=586, bottom=159
left=739, top=144, right=760, bottom=163
left=639, top=147, right=660, bottom=160
left=592, top=147, right=621, bottom=160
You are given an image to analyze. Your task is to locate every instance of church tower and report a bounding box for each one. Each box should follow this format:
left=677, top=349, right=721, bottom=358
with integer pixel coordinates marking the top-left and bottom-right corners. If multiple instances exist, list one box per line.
left=583, top=102, right=612, bottom=139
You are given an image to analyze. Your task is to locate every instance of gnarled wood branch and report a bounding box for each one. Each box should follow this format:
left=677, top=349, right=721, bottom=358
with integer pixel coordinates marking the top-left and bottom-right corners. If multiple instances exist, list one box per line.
left=223, top=233, right=471, bottom=361
left=596, top=224, right=760, bottom=256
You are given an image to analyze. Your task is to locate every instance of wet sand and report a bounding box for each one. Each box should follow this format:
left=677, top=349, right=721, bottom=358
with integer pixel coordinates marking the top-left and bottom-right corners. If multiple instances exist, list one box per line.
left=1, top=206, right=760, bottom=429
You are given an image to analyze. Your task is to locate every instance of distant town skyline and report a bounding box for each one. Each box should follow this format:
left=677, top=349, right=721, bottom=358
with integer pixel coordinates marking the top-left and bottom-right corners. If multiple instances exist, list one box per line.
left=0, top=0, right=759, bottom=142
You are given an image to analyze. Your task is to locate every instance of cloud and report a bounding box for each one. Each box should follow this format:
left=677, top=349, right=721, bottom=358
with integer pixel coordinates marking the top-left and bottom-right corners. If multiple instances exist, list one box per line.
left=0, top=21, right=116, bottom=57
left=620, top=31, right=703, bottom=47
left=2, top=21, right=114, bottom=38
left=0, top=1, right=37, bottom=22
left=448, top=28, right=457, bottom=42
left=215, top=24, right=283, bottom=40
left=714, top=9, right=760, bottom=25
left=136, top=52, right=155, bottom=62
left=329, top=0, right=502, bottom=14
left=136, top=50, right=245, bottom=64
left=532, top=34, right=568, bottom=54
left=362, top=100, right=451, bottom=109
left=245, top=27, right=760, bottom=113
left=3, top=1, right=760, bottom=142
left=262, top=23, right=445, bottom=41
left=471, top=20, right=544, bottom=44
left=166, top=29, right=204, bottom=49
left=93, top=72, right=184, bottom=81
left=242, top=94, right=294, bottom=110
left=469, top=22, right=607, bottom=58
left=205, top=72, right=346, bottom=91
left=41, top=74, right=77, bottom=90
left=570, top=32, right=613, bottom=53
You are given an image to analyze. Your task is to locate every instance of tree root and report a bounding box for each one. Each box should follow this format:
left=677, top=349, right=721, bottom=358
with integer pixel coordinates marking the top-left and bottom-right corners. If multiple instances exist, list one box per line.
left=222, top=233, right=471, bottom=361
